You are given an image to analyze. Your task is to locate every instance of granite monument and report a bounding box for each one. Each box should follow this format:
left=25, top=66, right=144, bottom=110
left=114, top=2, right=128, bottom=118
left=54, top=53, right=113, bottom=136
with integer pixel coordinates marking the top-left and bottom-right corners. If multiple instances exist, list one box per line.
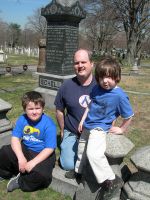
left=35, top=0, right=86, bottom=108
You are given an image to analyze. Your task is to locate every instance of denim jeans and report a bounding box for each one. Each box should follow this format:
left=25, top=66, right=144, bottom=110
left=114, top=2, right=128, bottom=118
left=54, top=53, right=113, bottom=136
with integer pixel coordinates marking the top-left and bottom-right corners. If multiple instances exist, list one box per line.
left=60, top=129, right=78, bottom=170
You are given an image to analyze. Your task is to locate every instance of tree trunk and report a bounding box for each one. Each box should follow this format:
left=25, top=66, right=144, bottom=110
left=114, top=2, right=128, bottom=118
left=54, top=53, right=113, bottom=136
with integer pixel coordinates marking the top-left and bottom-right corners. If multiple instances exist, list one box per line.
left=126, top=30, right=138, bottom=66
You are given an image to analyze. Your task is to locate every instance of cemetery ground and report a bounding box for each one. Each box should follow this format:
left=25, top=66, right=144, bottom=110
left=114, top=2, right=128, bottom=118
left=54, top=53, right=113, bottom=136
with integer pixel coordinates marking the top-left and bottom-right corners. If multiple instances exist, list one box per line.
left=0, top=54, right=38, bottom=67
left=0, top=66, right=150, bottom=199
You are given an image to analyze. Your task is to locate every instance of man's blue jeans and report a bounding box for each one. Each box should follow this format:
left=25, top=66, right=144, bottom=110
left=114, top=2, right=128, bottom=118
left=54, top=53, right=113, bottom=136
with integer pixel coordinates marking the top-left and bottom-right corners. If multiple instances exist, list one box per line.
left=60, top=129, right=78, bottom=170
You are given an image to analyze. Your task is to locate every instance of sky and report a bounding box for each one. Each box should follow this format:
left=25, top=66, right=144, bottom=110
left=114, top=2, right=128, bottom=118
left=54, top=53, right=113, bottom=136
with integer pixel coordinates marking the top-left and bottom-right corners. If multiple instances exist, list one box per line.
left=0, top=0, right=52, bottom=28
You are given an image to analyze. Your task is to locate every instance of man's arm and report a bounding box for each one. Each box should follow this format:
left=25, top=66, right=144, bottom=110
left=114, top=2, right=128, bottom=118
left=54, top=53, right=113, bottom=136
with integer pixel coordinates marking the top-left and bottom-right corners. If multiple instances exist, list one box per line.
left=55, top=109, right=65, bottom=139
left=78, top=107, right=89, bottom=133
left=11, top=136, right=27, bottom=173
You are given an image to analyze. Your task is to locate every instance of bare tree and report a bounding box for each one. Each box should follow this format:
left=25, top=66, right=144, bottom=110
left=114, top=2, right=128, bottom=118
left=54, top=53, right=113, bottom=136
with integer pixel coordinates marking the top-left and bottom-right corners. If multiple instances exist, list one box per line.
left=19, top=28, right=40, bottom=48
left=26, top=8, right=47, bottom=38
left=80, top=0, right=117, bottom=52
left=7, top=23, right=21, bottom=48
left=112, top=0, right=150, bottom=65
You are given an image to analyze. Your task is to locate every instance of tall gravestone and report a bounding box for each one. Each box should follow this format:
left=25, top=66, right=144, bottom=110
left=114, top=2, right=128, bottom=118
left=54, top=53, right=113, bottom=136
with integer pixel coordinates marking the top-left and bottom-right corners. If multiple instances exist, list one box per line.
left=35, top=0, right=86, bottom=108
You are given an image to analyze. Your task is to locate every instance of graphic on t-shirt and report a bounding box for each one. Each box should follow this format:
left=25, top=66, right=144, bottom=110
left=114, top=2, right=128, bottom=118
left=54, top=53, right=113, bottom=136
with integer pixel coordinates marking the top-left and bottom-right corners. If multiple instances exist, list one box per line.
left=79, top=95, right=91, bottom=108
left=23, top=126, right=40, bottom=136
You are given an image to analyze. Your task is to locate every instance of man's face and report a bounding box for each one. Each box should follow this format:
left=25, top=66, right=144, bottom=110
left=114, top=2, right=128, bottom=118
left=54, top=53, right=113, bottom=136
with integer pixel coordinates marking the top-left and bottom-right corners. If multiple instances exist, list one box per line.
left=74, top=50, right=94, bottom=79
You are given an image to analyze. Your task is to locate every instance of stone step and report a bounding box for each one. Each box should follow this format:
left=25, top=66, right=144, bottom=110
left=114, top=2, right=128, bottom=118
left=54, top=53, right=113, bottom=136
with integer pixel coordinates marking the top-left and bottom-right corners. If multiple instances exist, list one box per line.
left=50, top=164, right=122, bottom=200
left=50, top=165, right=81, bottom=198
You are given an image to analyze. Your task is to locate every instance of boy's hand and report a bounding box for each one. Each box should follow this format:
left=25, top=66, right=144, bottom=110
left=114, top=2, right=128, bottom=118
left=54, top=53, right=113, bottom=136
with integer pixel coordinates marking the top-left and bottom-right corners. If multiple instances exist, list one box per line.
left=18, top=157, right=27, bottom=173
left=109, top=126, right=123, bottom=134
left=25, top=160, right=36, bottom=172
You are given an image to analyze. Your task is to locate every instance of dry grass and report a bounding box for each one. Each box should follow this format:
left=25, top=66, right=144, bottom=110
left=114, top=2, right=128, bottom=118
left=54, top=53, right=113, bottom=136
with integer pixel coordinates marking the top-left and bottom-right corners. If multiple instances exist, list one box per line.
left=117, top=70, right=150, bottom=171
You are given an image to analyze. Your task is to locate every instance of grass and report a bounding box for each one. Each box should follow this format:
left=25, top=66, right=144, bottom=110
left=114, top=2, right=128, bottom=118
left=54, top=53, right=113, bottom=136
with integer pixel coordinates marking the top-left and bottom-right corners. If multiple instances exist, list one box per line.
left=0, top=180, right=71, bottom=200
left=0, top=53, right=38, bottom=67
left=0, top=73, right=71, bottom=199
left=0, top=66, right=150, bottom=198
left=114, top=68, right=150, bottom=170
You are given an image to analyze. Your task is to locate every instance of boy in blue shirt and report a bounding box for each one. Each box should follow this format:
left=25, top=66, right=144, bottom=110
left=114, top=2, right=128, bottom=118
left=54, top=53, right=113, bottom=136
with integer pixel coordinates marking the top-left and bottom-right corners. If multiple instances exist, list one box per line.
left=75, top=56, right=134, bottom=199
left=0, top=91, right=56, bottom=192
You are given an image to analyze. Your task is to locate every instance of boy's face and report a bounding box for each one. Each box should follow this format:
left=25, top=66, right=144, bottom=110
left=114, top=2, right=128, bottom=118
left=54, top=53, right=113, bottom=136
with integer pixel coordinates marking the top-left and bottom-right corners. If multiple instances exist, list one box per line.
left=25, top=101, right=43, bottom=122
left=99, top=76, right=117, bottom=90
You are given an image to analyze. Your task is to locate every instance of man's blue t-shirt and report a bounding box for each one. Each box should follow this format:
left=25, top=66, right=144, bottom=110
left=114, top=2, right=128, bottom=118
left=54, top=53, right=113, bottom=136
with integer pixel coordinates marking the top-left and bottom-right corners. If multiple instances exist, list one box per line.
left=54, top=76, right=96, bottom=135
left=84, top=85, right=134, bottom=132
left=12, top=113, right=57, bottom=152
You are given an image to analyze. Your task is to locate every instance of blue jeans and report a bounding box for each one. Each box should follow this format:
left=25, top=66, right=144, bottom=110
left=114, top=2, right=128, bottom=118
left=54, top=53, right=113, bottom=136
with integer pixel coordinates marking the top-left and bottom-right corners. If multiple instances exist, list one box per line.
left=60, top=129, right=78, bottom=170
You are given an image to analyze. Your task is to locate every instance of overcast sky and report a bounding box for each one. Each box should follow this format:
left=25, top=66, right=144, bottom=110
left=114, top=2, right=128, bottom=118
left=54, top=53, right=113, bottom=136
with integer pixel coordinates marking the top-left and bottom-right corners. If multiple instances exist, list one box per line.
left=0, top=0, right=51, bottom=28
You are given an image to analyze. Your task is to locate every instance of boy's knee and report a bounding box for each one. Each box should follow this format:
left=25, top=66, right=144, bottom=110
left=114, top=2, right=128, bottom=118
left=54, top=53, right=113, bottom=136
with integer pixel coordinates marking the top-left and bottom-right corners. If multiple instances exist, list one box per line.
left=87, top=146, right=95, bottom=157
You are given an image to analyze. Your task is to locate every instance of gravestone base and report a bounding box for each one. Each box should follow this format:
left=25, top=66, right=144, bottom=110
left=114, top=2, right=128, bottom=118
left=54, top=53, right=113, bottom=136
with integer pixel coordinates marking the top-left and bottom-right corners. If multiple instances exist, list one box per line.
left=130, top=66, right=139, bottom=75
left=0, top=130, right=11, bottom=149
left=74, top=162, right=122, bottom=200
left=50, top=165, right=80, bottom=198
left=122, top=172, right=150, bottom=200
left=34, top=87, right=57, bottom=109
left=49, top=134, right=134, bottom=199
left=50, top=162, right=122, bottom=200
left=121, top=146, right=150, bottom=200
left=35, top=73, right=75, bottom=109
left=5, top=72, right=12, bottom=77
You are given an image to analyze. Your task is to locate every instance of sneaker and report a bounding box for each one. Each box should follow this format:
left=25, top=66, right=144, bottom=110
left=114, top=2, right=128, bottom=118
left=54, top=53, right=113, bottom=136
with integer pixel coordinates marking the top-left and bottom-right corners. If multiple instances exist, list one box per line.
left=65, top=170, right=76, bottom=179
left=65, top=170, right=82, bottom=183
left=98, top=175, right=123, bottom=200
left=7, top=173, right=20, bottom=192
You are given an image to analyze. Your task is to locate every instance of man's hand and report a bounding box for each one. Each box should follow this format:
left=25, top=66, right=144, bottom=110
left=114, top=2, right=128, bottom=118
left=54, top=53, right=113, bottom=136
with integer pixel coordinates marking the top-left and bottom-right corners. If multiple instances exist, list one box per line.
left=78, top=122, right=83, bottom=133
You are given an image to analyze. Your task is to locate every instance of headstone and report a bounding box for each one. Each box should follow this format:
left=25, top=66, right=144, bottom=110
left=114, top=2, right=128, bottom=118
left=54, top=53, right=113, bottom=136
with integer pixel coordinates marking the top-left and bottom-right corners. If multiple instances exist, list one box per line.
left=35, top=0, right=86, bottom=108
left=0, top=50, right=5, bottom=63
left=122, top=146, right=150, bottom=200
left=130, top=57, right=139, bottom=75
left=0, top=99, right=12, bottom=148
left=111, top=47, right=116, bottom=58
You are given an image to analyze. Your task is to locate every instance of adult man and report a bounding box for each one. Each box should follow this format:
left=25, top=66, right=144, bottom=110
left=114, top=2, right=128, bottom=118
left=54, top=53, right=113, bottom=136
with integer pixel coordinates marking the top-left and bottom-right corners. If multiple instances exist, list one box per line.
left=54, top=49, right=96, bottom=172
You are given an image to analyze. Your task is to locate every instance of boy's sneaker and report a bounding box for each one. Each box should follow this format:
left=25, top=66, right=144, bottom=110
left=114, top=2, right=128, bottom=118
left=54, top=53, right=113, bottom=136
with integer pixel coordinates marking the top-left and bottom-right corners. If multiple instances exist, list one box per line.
left=7, top=173, right=20, bottom=192
left=98, top=175, right=124, bottom=200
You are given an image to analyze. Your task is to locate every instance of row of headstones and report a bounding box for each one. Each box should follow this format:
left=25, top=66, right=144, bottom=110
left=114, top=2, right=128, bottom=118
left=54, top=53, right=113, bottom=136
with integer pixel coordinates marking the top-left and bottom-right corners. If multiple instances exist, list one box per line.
left=6, top=46, right=39, bottom=57
left=0, top=98, right=149, bottom=200
left=0, top=46, right=39, bottom=59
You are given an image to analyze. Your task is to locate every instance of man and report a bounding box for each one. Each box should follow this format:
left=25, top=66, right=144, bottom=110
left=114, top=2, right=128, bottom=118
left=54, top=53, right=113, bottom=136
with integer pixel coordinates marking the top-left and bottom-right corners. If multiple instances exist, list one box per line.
left=54, top=49, right=96, bottom=174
